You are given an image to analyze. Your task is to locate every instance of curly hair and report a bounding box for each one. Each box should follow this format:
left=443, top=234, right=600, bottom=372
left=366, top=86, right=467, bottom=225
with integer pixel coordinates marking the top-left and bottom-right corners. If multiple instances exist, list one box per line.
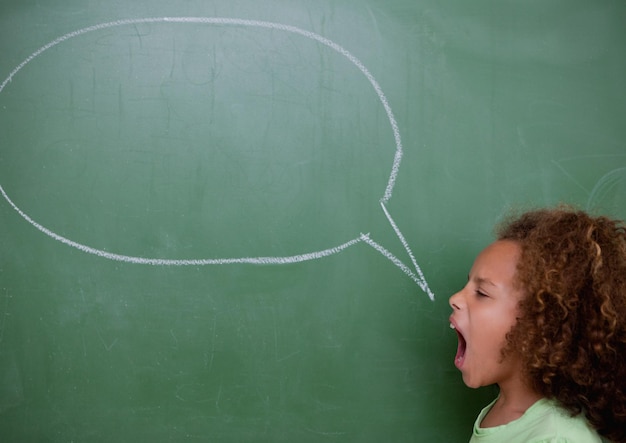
left=496, top=206, right=626, bottom=443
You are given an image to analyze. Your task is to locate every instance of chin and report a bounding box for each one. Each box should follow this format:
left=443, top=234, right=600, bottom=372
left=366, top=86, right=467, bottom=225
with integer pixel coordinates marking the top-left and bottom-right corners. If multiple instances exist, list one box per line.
left=461, top=373, right=482, bottom=389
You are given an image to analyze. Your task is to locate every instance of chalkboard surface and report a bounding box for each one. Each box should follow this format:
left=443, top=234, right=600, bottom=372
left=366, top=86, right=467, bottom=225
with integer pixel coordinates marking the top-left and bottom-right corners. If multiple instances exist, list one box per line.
left=0, top=0, right=624, bottom=441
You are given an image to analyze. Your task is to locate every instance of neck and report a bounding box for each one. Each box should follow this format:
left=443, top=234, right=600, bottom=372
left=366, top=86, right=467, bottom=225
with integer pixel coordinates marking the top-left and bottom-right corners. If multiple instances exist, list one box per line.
left=481, top=382, right=542, bottom=428
left=497, top=387, right=542, bottom=413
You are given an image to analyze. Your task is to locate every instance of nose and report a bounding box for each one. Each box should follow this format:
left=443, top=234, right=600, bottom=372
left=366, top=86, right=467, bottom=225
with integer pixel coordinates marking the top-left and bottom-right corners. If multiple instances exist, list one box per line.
left=449, top=289, right=463, bottom=310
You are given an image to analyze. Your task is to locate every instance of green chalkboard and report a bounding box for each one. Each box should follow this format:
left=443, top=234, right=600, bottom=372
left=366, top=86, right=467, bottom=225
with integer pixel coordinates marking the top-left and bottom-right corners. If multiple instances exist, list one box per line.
left=1, top=0, right=624, bottom=441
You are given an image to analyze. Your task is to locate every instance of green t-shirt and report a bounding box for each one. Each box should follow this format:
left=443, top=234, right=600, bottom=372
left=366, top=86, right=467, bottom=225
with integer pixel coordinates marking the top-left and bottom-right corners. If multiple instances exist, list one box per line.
left=469, top=398, right=603, bottom=443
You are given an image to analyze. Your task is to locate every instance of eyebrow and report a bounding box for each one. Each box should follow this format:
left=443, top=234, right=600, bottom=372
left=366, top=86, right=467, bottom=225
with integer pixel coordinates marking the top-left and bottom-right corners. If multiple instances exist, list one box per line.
left=469, top=275, right=497, bottom=287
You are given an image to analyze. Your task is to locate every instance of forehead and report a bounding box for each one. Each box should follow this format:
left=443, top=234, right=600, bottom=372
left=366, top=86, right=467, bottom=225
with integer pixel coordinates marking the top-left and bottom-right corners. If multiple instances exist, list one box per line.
left=470, top=240, right=521, bottom=284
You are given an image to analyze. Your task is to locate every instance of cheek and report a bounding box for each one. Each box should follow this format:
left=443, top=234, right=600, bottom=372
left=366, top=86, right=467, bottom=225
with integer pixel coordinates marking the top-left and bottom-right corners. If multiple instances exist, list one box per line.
left=485, top=302, right=519, bottom=328
left=473, top=312, right=518, bottom=351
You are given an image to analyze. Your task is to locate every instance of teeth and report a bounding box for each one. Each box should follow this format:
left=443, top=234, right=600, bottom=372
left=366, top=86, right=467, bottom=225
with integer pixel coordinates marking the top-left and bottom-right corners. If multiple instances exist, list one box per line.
left=450, top=323, right=456, bottom=329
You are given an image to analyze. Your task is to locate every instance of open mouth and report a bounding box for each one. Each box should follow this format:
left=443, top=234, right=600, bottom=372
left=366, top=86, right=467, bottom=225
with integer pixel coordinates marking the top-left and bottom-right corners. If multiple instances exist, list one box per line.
left=450, top=323, right=467, bottom=369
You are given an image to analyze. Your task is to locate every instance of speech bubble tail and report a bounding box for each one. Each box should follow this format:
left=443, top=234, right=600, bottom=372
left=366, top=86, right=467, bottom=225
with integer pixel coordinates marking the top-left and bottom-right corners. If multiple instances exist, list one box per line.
left=359, top=232, right=434, bottom=301
left=364, top=200, right=435, bottom=300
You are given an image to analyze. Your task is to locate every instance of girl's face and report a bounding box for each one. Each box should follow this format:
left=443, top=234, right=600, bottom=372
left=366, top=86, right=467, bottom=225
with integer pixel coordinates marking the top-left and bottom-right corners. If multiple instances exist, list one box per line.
left=448, top=240, right=525, bottom=389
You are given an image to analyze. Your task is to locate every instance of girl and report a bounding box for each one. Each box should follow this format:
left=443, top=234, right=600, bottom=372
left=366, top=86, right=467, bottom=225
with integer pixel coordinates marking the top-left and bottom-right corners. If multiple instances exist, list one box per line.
left=449, top=207, right=626, bottom=442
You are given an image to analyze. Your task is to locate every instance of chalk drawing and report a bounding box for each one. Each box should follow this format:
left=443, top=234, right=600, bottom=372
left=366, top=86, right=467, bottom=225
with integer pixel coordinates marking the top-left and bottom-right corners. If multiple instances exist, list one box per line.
left=586, top=167, right=626, bottom=211
left=0, top=17, right=434, bottom=300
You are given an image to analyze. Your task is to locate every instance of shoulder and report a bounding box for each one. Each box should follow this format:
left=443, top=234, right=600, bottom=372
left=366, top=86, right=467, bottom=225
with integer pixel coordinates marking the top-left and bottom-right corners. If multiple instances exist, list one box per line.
left=471, top=398, right=603, bottom=443
left=529, top=399, right=602, bottom=442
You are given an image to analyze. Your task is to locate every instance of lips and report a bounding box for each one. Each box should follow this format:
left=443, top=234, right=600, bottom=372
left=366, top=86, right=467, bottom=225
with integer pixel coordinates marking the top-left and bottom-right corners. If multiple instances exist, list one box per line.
left=450, top=319, right=467, bottom=369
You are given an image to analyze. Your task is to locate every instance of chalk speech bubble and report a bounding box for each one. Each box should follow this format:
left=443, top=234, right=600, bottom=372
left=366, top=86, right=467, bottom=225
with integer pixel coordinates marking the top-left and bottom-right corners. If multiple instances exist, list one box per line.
left=0, top=17, right=433, bottom=300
